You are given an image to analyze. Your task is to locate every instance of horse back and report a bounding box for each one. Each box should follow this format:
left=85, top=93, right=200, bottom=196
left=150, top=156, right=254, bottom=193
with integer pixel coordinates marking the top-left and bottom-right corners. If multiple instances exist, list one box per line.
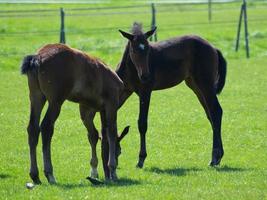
left=150, top=35, right=218, bottom=90
left=35, top=44, right=123, bottom=108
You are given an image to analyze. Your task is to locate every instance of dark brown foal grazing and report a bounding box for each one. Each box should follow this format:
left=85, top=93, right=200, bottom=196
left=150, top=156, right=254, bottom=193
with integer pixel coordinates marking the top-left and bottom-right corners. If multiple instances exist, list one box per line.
left=117, top=23, right=227, bottom=168
left=21, top=43, right=129, bottom=184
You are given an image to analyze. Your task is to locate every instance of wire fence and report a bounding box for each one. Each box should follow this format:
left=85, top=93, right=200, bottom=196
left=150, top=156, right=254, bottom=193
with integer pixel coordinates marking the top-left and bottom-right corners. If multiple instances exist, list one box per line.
left=0, top=0, right=267, bottom=57
left=1, top=3, right=267, bottom=33
left=0, top=0, right=240, bottom=4
left=0, top=0, right=266, bottom=4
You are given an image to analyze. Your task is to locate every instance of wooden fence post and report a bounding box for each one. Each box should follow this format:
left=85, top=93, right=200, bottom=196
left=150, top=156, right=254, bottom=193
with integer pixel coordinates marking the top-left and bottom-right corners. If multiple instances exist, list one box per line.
left=150, top=3, right=157, bottom=42
left=208, top=0, right=212, bottom=22
left=60, top=8, right=66, bottom=44
left=235, top=0, right=249, bottom=58
left=243, top=0, right=250, bottom=58
left=235, top=3, right=244, bottom=52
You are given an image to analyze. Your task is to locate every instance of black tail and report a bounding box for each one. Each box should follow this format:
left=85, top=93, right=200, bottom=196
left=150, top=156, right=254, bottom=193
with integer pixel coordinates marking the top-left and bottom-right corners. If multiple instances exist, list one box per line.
left=20, top=55, right=40, bottom=75
left=216, top=49, right=227, bottom=94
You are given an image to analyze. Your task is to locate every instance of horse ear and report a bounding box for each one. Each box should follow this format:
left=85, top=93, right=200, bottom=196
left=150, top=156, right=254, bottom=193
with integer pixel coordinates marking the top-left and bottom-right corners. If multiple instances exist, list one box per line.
left=118, top=126, right=130, bottom=142
left=119, top=30, right=134, bottom=41
left=145, top=27, right=157, bottom=39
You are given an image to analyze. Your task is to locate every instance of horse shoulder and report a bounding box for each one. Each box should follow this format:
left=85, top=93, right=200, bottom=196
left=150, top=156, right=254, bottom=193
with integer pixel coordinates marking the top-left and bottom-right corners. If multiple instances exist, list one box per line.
left=101, top=67, right=124, bottom=105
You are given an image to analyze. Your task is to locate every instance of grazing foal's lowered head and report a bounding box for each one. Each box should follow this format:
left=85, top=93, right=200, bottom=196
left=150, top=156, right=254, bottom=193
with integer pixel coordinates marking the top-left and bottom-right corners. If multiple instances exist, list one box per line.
left=115, top=126, right=130, bottom=165
left=119, top=23, right=157, bottom=83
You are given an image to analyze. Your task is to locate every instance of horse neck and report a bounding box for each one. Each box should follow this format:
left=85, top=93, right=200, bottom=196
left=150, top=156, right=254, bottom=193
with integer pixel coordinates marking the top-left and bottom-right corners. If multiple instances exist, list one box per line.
left=116, top=42, right=128, bottom=78
left=116, top=43, right=137, bottom=88
left=116, top=42, right=156, bottom=92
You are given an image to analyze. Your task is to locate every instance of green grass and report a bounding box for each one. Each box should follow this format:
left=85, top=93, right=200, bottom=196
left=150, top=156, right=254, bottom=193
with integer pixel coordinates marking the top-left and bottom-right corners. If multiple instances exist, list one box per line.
left=0, top=2, right=267, bottom=200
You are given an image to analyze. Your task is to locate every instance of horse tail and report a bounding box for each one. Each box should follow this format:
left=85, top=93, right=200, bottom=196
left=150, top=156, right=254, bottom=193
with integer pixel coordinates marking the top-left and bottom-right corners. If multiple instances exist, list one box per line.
left=216, top=49, right=227, bottom=95
left=20, top=55, right=40, bottom=75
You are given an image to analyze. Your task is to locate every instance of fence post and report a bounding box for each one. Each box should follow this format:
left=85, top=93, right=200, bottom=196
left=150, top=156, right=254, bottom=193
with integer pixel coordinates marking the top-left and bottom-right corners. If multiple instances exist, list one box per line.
left=150, top=3, right=157, bottom=42
left=243, top=0, right=249, bottom=58
left=235, top=0, right=249, bottom=58
left=235, top=3, right=243, bottom=52
left=208, top=0, right=212, bottom=22
left=60, top=7, right=66, bottom=44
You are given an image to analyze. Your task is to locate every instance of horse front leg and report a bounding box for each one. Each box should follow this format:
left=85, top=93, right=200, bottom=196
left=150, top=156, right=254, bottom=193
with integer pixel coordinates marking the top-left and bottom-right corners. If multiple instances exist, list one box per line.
left=137, top=90, right=151, bottom=168
left=102, top=106, right=118, bottom=181
left=100, top=110, right=110, bottom=180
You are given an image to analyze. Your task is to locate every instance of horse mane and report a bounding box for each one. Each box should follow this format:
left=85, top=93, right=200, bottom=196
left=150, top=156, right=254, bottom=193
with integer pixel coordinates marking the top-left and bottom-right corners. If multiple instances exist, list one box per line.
left=116, top=42, right=130, bottom=77
left=131, top=22, right=143, bottom=35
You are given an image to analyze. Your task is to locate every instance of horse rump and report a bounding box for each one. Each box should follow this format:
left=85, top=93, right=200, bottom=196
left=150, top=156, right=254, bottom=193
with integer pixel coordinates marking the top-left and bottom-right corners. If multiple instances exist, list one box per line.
left=216, top=49, right=227, bottom=94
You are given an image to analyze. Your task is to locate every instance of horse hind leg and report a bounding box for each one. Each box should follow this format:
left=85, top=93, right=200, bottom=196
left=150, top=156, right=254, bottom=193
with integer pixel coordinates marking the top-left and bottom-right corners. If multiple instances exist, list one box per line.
left=79, top=105, right=99, bottom=179
left=205, top=93, right=224, bottom=166
left=185, top=78, right=210, bottom=120
left=27, top=91, right=46, bottom=184
left=186, top=78, right=224, bottom=166
left=40, top=101, right=62, bottom=184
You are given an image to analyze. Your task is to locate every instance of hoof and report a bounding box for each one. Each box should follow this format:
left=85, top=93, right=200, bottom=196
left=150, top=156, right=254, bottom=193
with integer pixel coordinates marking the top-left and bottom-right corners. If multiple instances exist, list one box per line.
left=136, top=156, right=146, bottom=168
left=90, top=168, right=99, bottom=179
left=30, top=174, right=42, bottom=185
left=110, top=171, right=118, bottom=181
left=209, top=159, right=221, bottom=167
left=110, top=175, right=118, bottom=181
left=33, top=178, right=42, bottom=185
left=209, top=148, right=224, bottom=167
left=105, top=177, right=117, bottom=183
left=86, top=176, right=104, bottom=185
left=136, top=161, right=144, bottom=168
left=108, top=165, right=118, bottom=181
left=104, top=173, right=118, bottom=183
left=46, top=174, right=57, bottom=184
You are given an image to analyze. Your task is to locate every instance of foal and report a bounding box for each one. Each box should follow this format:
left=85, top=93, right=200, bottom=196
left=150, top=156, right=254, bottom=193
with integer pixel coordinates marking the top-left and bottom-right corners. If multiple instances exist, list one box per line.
left=117, top=23, right=227, bottom=168
left=21, top=43, right=128, bottom=184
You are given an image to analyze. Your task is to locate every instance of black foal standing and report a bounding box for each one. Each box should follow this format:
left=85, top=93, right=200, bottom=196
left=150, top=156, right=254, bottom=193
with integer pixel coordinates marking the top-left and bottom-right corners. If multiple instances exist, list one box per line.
left=117, top=23, right=227, bottom=168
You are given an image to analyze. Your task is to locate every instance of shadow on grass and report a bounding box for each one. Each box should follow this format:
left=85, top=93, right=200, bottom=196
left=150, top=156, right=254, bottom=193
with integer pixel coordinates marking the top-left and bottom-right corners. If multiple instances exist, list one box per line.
left=103, top=177, right=141, bottom=187
left=53, top=182, right=90, bottom=189
left=213, top=165, right=252, bottom=172
left=53, top=177, right=141, bottom=189
left=147, top=167, right=202, bottom=176
left=0, top=173, right=12, bottom=179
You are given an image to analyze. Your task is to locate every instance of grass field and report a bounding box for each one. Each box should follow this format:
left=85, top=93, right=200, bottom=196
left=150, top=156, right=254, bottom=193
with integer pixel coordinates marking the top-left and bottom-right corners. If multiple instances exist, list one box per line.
left=0, top=1, right=267, bottom=200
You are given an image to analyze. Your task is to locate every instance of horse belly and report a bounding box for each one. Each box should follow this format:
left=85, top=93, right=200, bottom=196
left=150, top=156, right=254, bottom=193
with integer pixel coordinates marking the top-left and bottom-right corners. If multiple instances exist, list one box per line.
left=67, top=80, right=103, bottom=109
left=153, top=76, right=184, bottom=90
left=152, top=64, right=187, bottom=90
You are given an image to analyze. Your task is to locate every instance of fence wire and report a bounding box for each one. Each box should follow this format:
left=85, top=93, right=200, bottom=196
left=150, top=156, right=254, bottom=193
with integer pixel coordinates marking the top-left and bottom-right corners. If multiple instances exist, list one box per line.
left=0, top=1, right=266, bottom=57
